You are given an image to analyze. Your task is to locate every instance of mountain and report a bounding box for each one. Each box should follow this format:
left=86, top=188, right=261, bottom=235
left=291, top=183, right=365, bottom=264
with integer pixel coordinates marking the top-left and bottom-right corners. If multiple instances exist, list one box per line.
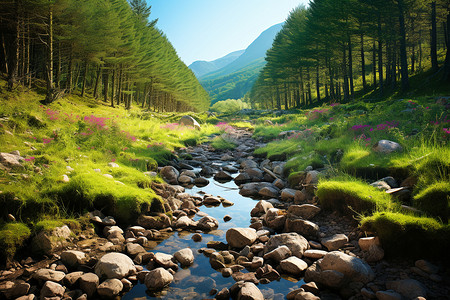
left=189, top=50, right=244, bottom=78
left=189, top=22, right=283, bottom=104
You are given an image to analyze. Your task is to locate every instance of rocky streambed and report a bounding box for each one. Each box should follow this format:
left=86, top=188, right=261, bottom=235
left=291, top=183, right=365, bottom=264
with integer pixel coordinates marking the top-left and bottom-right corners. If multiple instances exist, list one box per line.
left=0, top=128, right=449, bottom=300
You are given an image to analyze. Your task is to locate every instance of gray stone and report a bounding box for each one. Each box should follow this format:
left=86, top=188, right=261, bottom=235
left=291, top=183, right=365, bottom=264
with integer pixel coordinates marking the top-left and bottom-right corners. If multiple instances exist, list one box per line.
left=321, top=234, right=349, bottom=251
left=180, top=115, right=201, bottom=130
left=79, top=273, right=99, bottom=297
left=33, top=269, right=66, bottom=282
left=32, top=225, right=72, bottom=255
left=372, top=140, right=402, bottom=154
left=237, top=282, right=264, bottom=300
left=160, top=166, right=179, bottom=184
left=263, top=245, right=292, bottom=262
left=154, top=253, right=177, bottom=269
left=40, top=281, right=65, bottom=298
left=0, top=152, right=24, bottom=168
left=265, top=233, right=309, bottom=258
left=285, top=218, right=320, bottom=239
left=281, top=189, right=297, bottom=201
left=226, top=228, right=257, bottom=249
left=64, top=271, right=84, bottom=287
left=0, top=281, right=30, bottom=299
left=174, top=248, right=194, bottom=266
left=95, top=253, right=136, bottom=279
left=250, top=200, right=274, bottom=217
left=178, top=175, right=193, bottom=184
left=61, top=250, right=86, bottom=267
left=386, top=279, right=427, bottom=299
left=288, top=204, right=321, bottom=220
left=144, top=268, right=173, bottom=290
left=280, top=256, right=308, bottom=275
left=126, top=243, right=146, bottom=257
left=320, top=251, right=375, bottom=284
left=258, top=186, right=280, bottom=198
left=214, top=171, right=233, bottom=181
left=97, top=278, right=123, bottom=298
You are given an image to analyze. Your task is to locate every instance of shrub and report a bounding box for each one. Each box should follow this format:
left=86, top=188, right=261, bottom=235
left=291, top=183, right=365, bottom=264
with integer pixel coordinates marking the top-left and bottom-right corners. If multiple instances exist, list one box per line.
left=414, top=182, right=450, bottom=223
left=360, top=212, right=450, bottom=258
left=0, top=223, right=31, bottom=259
left=317, top=178, right=394, bottom=215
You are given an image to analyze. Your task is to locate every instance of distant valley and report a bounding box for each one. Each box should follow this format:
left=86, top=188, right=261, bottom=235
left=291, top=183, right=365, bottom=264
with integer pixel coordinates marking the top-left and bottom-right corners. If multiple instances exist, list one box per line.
left=189, top=23, right=283, bottom=105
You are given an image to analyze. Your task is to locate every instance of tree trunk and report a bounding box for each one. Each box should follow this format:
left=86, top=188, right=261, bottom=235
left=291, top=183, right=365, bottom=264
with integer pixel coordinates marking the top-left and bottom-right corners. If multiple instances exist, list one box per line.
left=316, top=64, right=321, bottom=102
left=81, top=60, right=88, bottom=97
left=361, top=33, right=367, bottom=91
left=372, top=40, right=377, bottom=88
left=111, top=67, right=115, bottom=107
left=93, top=66, right=101, bottom=98
left=276, top=86, right=281, bottom=110
left=398, top=0, right=410, bottom=91
left=431, top=1, right=438, bottom=72
left=103, top=68, right=108, bottom=103
left=342, top=45, right=349, bottom=101
left=67, top=47, right=73, bottom=92
left=8, top=0, right=20, bottom=90
left=443, top=12, right=450, bottom=82
left=117, top=67, right=122, bottom=105
left=26, top=20, right=31, bottom=88
left=1, top=32, right=9, bottom=75
left=348, top=36, right=354, bottom=98
left=55, top=42, right=61, bottom=89
left=378, top=15, right=384, bottom=94
left=284, top=83, right=288, bottom=109
left=45, top=4, right=54, bottom=103
left=411, top=45, right=415, bottom=74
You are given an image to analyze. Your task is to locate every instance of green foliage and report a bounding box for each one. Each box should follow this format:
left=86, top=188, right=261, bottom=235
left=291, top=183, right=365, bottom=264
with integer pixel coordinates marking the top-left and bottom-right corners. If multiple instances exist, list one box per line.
left=360, top=212, right=450, bottom=258
left=211, top=136, right=237, bottom=150
left=413, top=182, right=450, bottom=223
left=0, top=223, right=31, bottom=259
left=317, top=178, right=395, bottom=215
left=210, top=99, right=250, bottom=114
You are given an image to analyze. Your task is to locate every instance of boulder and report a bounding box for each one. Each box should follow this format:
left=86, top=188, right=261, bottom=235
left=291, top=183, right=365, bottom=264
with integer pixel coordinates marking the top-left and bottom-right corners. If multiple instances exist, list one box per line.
left=154, top=253, right=177, bottom=269
left=126, top=243, right=146, bottom=257
left=281, top=188, right=297, bottom=201
left=264, top=208, right=286, bottom=231
left=303, top=250, right=327, bottom=260
left=160, top=166, right=179, bottom=185
left=137, top=214, right=171, bottom=230
left=364, top=244, right=385, bottom=262
left=240, top=160, right=258, bottom=169
left=237, top=282, right=264, bottom=300
left=234, top=172, right=252, bottom=184
left=250, top=200, right=274, bottom=217
left=204, top=196, right=222, bottom=206
left=174, top=248, right=194, bottom=266
left=226, top=228, right=258, bottom=249
left=194, top=177, right=209, bottom=186
left=0, top=281, right=30, bottom=299
left=372, top=140, right=402, bottom=154
left=214, top=171, right=233, bottom=182
left=321, top=234, right=349, bottom=251
left=280, top=256, right=308, bottom=275
left=64, top=271, right=84, bottom=287
left=263, top=245, right=292, bottom=262
left=375, top=290, right=402, bottom=300
left=0, top=152, right=24, bottom=168
left=95, top=253, right=136, bottom=279
left=258, top=186, right=280, bottom=198
left=144, top=268, right=173, bottom=290
left=288, top=204, right=321, bottom=220
left=197, top=216, right=219, bottom=231
left=32, top=225, right=72, bottom=255
left=180, top=115, right=201, bottom=130
left=305, top=171, right=320, bottom=185
left=79, top=273, right=99, bottom=297
left=97, top=278, right=123, bottom=298
left=386, top=279, right=427, bottom=299
left=264, top=233, right=309, bottom=258
left=239, top=182, right=274, bottom=197
left=415, top=260, right=439, bottom=274
left=284, top=218, right=320, bottom=239
left=40, top=281, right=65, bottom=298
left=33, top=269, right=66, bottom=282
left=174, top=216, right=196, bottom=228
left=358, top=236, right=381, bottom=251
left=178, top=175, right=193, bottom=184
left=61, top=250, right=86, bottom=267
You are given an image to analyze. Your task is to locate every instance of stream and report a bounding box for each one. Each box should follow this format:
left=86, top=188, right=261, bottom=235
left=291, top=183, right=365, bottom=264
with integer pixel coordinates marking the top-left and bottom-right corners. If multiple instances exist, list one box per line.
left=124, top=168, right=304, bottom=299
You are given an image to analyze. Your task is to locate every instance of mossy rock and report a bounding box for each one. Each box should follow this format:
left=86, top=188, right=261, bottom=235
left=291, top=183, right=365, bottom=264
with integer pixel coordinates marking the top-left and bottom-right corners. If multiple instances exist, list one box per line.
left=414, top=182, right=450, bottom=223
left=360, top=212, right=450, bottom=258
left=287, top=171, right=306, bottom=188
left=317, top=179, right=394, bottom=215
left=0, top=223, right=31, bottom=260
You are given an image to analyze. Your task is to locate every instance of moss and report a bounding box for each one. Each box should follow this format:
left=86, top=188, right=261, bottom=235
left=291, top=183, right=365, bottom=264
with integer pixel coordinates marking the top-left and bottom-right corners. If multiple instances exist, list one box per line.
left=360, top=212, right=450, bottom=258
left=0, top=223, right=31, bottom=259
left=211, top=136, right=237, bottom=150
left=34, top=219, right=65, bottom=232
left=52, top=171, right=162, bottom=224
left=414, top=182, right=450, bottom=223
left=317, top=178, right=395, bottom=215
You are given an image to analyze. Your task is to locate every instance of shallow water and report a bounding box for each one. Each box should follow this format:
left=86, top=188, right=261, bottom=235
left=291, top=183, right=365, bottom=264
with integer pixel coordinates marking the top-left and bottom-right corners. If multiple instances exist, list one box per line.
left=123, top=177, right=304, bottom=299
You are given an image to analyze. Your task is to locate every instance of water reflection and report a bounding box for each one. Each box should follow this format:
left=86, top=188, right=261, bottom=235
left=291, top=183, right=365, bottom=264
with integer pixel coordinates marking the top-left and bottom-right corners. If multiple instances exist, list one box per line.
left=123, top=179, right=304, bottom=299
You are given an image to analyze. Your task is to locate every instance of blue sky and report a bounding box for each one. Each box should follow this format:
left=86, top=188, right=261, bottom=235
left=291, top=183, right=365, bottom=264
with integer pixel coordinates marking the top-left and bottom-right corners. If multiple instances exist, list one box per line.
left=148, top=0, right=309, bottom=65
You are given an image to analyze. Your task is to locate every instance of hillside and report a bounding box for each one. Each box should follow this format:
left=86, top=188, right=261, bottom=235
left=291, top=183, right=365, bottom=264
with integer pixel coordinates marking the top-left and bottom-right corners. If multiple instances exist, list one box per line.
left=189, top=50, right=244, bottom=78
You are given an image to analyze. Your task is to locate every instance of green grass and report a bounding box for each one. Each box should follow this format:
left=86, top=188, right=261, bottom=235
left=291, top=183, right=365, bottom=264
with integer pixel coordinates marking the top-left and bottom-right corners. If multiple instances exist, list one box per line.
left=0, top=223, right=31, bottom=259
left=360, top=212, right=450, bottom=258
left=317, top=177, right=396, bottom=215
left=413, top=181, right=450, bottom=223
left=211, top=136, right=237, bottom=150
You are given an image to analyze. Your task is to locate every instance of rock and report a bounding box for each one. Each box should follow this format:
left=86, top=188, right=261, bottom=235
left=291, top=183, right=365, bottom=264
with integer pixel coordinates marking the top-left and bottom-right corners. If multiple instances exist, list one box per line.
left=285, top=218, right=320, bottom=239
left=108, top=162, right=120, bottom=168
left=226, top=228, right=258, bottom=249
left=303, top=249, right=327, bottom=259
left=240, top=182, right=274, bottom=197
left=294, top=291, right=320, bottom=300
left=364, top=244, right=384, bottom=262
left=372, top=140, right=402, bottom=154
left=154, top=252, right=177, bottom=269
left=64, top=271, right=84, bottom=287
left=258, top=186, right=280, bottom=198
left=370, top=180, right=391, bottom=190
left=301, top=282, right=320, bottom=296
left=234, top=172, right=252, bottom=184
left=281, top=188, right=297, bottom=201
left=204, top=196, right=222, bottom=206
left=79, top=273, right=99, bottom=297
left=126, top=243, right=146, bottom=257
left=32, top=225, right=72, bottom=255
left=264, top=208, right=286, bottom=231
left=250, top=200, right=274, bottom=217
left=255, top=264, right=280, bottom=281
left=178, top=175, right=193, bottom=184
left=174, top=248, right=194, bottom=266
left=294, top=189, right=309, bottom=204
left=62, top=174, right=70, bottom=182
left=0, top=281, right=30, bottom=299
left=194, top=177, right=209, bottom=186
left=174, top=216, right=196, bottom=228
left=192, top=233, right=202, bottom=242
left=223, top=215, right=232, bottom=222
left=375, top=290, right=402, bottom=300
left=144, top=268, right=173, bottom=290
left=97, top=278, right=123, bottom=298
left=288, top=204, right=321, bottom=220
left=0, top=152, right=24, bottom=168
left=95, top=253, right=136, bottom=279
left=180, top=115, right=201, bottom=130
left=61, top=250, right=86, bottom=267
left=386, top=279, right=427, bottom=299
left=237, top=282, right=264, bottom=300
left=305, top=171, right=320, bottom=185
left=214, top=171, right=233, bottom=181
left=241, top=160, right=258, bottom=169
left=216, top=288, right=230, bottom=300
left=415, top=259, right=439, bottom=274
left=221, top=154, right=234, bottom=161
left=265, top=233, right=309, bottom=258
left=40, top=281, right=65, bottom=298
left=358, top=236, right=381, bottom=251
left=280, top=256, right=308, bottom=275
left=263, top=245, right=292, bottom=262
left=160, top=166, right=179, bottom=184
left=221, top=268, right=233, bottom=277
left=222, top=199, right=234, bottom=207
left=33, top=269, right=66, bottom=282
left=320, top=251, right=374, bottom=284
left=137, top=214, right=171, bottom=229
left=197, top=216, right=219, bottom=231
left=321, top=234, right=349, bottom=251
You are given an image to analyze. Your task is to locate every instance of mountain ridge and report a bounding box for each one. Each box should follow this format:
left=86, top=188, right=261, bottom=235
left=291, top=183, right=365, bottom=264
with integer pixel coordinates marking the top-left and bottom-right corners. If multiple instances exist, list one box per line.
left=189, top=49, right=245, bottom=78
